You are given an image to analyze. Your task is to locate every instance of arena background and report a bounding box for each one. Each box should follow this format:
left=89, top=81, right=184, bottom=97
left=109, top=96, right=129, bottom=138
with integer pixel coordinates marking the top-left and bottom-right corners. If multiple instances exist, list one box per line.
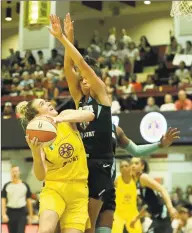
left=1, top=1, right=192, bottom=233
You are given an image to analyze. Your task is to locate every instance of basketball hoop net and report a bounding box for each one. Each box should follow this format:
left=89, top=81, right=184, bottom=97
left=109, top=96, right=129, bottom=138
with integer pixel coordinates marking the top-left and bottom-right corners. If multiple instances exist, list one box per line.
left=170, top=1, right=192, bottom=21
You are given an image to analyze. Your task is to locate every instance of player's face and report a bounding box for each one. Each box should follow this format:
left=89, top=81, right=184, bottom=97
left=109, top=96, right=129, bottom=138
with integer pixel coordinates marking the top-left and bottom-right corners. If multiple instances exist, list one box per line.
left=131, top=158, right=143, bottom=175
left=120, top=161, right=130, bottom=175
left=79, top=77, right=91, bottom=95
left=33, top=99, right=58, bottom=117
left=11, top=167, right=20, bottom=179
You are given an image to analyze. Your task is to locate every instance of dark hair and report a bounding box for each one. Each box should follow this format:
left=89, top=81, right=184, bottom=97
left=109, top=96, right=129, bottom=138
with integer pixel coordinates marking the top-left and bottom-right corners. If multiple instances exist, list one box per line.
left=84, top=55, right=102, bottom=78
left=37, top=50, right=43, bottom=55
left=186, top=40, right=192, bottom=46
left=140, top=159, right=150, bottom=173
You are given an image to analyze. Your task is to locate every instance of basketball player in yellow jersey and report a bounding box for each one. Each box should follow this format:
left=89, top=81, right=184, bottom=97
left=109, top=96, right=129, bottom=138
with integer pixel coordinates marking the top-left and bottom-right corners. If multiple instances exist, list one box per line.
left=112, top=160, right=142, bottom=233
left=16, top=99, right=95, bottom=233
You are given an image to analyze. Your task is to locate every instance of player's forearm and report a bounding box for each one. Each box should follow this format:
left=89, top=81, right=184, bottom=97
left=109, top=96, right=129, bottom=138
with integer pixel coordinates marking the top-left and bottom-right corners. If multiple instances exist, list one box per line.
left=26, top=199, right=33, bottom=217
left=58, top=110, right=95, bottom=123
left=135, top=205, right=148, bottom=221
left=32, top=150, right=46, bottom=181
left=160, top=188, right=173, bottom=211
left=124, top=140, right=160, bottom=157
left=1, top=198, right=7, bottom=215
left=60, top=36, right=83, bottom=71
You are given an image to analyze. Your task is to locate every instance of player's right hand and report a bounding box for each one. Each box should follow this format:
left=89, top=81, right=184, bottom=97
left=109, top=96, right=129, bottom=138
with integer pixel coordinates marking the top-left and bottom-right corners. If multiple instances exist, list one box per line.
left=47, top=14, right=63, bottom=40
left=64, top=13, right=74, bottom=43
left=25, top=136, right=44, bottom=152
left=2, top=214, right=9, bottom=223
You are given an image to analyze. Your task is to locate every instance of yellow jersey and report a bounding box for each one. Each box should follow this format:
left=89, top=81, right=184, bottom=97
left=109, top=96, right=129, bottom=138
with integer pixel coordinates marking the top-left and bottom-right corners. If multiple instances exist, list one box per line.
left=43, top=122, right=88, bottom=182
left=115, top=175, right=138, bottom=217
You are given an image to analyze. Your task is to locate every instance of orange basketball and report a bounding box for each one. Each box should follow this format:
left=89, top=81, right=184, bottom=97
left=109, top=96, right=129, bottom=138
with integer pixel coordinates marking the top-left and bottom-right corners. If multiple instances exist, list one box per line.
left=26, top=116, right=57, bottom=145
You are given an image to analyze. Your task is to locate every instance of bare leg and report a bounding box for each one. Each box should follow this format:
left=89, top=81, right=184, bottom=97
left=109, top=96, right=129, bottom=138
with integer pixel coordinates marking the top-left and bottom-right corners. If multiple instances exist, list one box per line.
left=97, top=210, right=114, bottom=228
left=85, top=198, right=103, bottom=233
left=38, top=210, right=59, bottom=233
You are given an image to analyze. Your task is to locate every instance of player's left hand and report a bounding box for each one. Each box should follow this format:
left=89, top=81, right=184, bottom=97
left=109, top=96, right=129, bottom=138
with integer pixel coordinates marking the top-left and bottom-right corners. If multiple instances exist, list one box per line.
left=169, top=207, right=178, bottom=220
left=47, top=14, right=63, bottom=40
left=160, top=127, right=180, bottom=148
left=130, top=218, right=137, bottom=228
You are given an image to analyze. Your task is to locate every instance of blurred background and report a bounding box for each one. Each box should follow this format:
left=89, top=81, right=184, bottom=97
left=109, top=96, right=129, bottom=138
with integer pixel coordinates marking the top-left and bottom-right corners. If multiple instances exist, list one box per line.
left=1, top=1, right=192, bottom=233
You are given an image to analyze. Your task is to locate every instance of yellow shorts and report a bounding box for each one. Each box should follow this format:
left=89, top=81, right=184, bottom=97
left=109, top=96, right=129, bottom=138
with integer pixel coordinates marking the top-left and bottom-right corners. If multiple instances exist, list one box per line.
left=112, top=211, right=142, bottom=233
left=39, top=181, right=89, bottom=232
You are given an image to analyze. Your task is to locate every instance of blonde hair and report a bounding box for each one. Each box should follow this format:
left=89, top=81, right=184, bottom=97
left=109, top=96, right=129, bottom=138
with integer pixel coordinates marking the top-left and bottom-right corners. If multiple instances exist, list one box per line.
left=16, top=100, right=38, bottom=129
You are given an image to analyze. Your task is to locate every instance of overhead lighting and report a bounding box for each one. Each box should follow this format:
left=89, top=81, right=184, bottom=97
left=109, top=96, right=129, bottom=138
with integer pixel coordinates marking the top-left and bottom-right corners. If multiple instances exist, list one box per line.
left=5, top=7, right=12, bottom=21
left=144, top=1, right=151, bottom=5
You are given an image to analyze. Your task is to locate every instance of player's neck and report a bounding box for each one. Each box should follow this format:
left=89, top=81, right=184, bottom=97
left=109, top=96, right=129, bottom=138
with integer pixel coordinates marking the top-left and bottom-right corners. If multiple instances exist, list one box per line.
left=121, top=174, right=131, bottom=184
left=12, top=178, right=21, bottom=184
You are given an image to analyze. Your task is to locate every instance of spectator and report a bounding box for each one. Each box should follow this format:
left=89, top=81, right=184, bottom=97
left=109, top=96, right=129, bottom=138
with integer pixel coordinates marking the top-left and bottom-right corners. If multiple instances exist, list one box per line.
left=7, top=48, right=16, bottom=66
left=127, top=42, right=141, bottom=73
left=160, top=94, right=176, bottom=111
left=104, top=76, right=116, bottom=95
left=9, top=84, right=20, bottom=97
left=184, top=41, right=192, bottom=55
left=166, top=36, right=182, bottom=61
left=87, top=43, right=101, bottom=59
left=2, top=102, right=15, bottom=119
left=175, top=61, right=191, bottom=86
left=172, top=192, right=183, bottom=208
left=18, top=71, right=34, bottom=91
left=155, top=61, right=169, bottom=85
left=118, top=78, right=137, bottom=112
left=49, top=62, right=64, bottom=79
left=2, top=64, right=11, bottom=79
left=20, top=84, right=34, bottom=96
left=21, top=50, right=36, bottom=66
left=33, top=79, right=47, bottom=99
left=175, top=90, right=192, bottom=110
left=143, top=75, right=155, bottom=91
left=102, top=42, right=115, bottom=59
left=34, top=65, right=44, bottom=79
left=108, top=27, right=117, bottom=50
left=47, top=49, right=63, bottom=65
left=90, top=30, right=102, bottom=47
left=116, top=42, right=129, bottom=62
left=47, top=81, right=59, bottom=100
left=1, top=165, right=33, bottom=233
left=144, top=97, right=160, bottom=112
left=186, top=186, right=192, bottom=204
left=139, top=36, right=157, bottom=66
left=129, top=74, right=142, bottom=92
left=14, top=51, right=22, bottom=65
left=174, top=207, right=192, bottom=233
left=108, top=55, right=125, bottom=78
left=108, top=93, right=121, bottom=114
left=37, top=50, right=45, bottom=67
left=120, top=29, right=132, bottom=47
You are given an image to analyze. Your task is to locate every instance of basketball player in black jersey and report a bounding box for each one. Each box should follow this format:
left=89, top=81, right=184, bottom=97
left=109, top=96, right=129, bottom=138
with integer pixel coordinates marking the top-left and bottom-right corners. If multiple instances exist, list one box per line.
left=48, top=14, right=180, bottom=233
left=48, top=14, right=115, bottom=233
left=130, top=158, right=178, bottom=233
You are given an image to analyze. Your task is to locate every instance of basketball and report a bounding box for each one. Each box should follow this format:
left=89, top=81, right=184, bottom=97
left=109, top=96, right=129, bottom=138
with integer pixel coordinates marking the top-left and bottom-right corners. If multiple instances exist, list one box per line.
left=26, top=116, right=57, bottom=145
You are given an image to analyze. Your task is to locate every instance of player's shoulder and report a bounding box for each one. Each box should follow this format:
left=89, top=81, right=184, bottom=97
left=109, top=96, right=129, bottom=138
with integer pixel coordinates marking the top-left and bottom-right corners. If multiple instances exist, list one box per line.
left=2, top=181, right=11, bottom=189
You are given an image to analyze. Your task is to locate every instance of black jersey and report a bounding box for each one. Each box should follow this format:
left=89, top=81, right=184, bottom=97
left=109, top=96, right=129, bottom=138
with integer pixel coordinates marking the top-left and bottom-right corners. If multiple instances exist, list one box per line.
left=137, top=174, right=166, bottom=218
left=77, top=96, right=113, bottom=159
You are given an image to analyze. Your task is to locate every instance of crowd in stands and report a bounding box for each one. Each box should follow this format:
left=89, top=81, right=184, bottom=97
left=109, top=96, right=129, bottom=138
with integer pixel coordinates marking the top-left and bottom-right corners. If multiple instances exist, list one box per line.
left=1, top=28, right=192, bottom=117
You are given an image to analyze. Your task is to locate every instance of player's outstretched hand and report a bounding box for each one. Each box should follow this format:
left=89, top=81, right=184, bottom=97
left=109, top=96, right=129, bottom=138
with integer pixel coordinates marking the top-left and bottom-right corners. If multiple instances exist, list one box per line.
left=47, top=14, right=63, bottom=40
left=160, top=127, right=180, bottom=148
left=25, top=135, right=44, bottom=152
left=64, top=13, right=74, bottom=43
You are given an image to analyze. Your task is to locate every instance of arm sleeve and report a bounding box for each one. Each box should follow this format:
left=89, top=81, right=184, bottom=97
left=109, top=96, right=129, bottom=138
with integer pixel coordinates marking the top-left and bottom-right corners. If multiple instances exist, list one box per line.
left=24, top=183, right=32, bottom=198
left=124, top=140, right=160, bottom=157
left=1, top=183, right=8, bottom=198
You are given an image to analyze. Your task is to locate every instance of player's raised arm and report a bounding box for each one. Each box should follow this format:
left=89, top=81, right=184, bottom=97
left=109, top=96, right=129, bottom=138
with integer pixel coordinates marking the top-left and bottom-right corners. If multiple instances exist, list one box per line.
left=63, top=13, right=83, bottom=105
left=48, top=14, right=110, bottom=106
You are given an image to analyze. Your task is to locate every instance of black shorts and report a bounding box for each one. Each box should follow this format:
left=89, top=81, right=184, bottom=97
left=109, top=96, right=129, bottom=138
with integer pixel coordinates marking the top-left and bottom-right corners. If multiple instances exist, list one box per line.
left=147, top=217, right=172, bottom=233
left=87, top=158, right=116, bottom=203
left=100, top=187, right=116, bottom=212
